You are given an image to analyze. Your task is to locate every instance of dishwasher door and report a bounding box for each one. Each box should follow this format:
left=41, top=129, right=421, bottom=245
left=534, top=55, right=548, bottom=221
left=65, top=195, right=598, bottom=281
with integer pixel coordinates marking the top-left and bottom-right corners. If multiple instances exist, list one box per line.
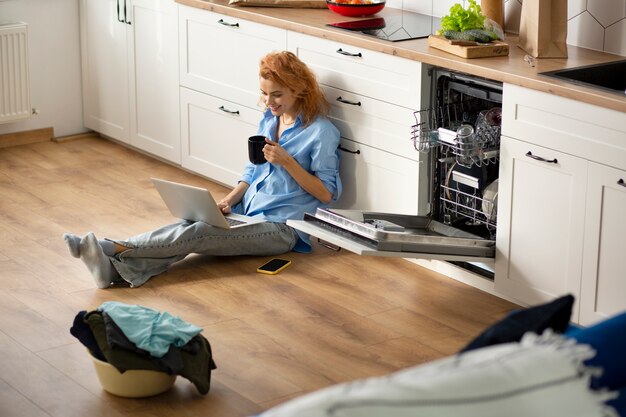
left=287, top=208, right=495, bottom=264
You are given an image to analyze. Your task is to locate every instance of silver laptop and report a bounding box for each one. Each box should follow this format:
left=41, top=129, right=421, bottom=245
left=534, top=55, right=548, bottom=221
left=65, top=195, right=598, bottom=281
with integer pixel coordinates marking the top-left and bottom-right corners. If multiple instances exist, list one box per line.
left=151, top=178, right=262, bottom=229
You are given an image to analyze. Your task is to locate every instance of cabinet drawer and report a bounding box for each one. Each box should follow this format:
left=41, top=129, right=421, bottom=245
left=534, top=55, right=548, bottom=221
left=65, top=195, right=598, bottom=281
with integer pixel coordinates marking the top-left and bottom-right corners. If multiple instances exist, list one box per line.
left=334, top=138, right=423, bottom=215
left=180, top=87, right=262, bottom=187
left=289, top=31, right=425, bottom=109
left=502, top=83, right=626, bottom=170
left=324, top=85, right=421, bottom=161
left=179, top=5, right=287, bottom=109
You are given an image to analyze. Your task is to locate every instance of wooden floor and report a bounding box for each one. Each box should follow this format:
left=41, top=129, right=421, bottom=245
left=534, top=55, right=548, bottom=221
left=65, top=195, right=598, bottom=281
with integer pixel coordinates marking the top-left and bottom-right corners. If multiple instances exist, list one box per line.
left=0, top=137, right=518, bottom=417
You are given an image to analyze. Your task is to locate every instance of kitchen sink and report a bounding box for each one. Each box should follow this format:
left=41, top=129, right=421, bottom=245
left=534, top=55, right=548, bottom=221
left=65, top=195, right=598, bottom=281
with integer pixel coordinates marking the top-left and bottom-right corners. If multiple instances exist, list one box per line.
left=540, top=59, right=626, bottom=95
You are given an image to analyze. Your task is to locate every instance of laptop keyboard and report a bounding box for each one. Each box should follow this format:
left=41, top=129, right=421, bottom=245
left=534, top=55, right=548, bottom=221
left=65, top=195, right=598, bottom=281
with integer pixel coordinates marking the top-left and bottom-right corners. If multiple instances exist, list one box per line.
left=226, top=217, right=246, bottom=227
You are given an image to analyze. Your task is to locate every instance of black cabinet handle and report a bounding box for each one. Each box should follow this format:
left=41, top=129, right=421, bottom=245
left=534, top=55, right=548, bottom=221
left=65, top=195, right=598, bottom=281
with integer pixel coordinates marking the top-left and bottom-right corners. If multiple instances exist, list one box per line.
left=124, top=0, right=131, bottom=25
left=218, top=19, right=239, bottom=27
left=336, top=96, right=361, bottom=106
left=618, top=179, right=625, bottom=188
left=219, top=105, right=240, bottom=115
left=116, top=0, right=124, bottom=23
left=525, top=151, right=558, bottom=164
left=338, top=145, right=360, bottom=154
left=336, top=48, right=362, bottom=58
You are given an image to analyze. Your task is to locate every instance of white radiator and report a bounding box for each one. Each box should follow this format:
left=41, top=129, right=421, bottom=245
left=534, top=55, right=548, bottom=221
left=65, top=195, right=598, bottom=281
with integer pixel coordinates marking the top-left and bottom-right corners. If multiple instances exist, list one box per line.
left=0, top=22, right=31, bottom=124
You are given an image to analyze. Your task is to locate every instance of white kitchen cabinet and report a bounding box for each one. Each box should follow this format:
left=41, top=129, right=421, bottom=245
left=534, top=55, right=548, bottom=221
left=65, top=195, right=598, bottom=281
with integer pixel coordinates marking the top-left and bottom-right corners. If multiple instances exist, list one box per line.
left=178, top=5, right=287, bottom=186
left=80, top=0, right=130, bottom=143
left=180, top=87, right=262, bottom=186
left=579, top=163, right=626, bottom=325
left=80, top=0, right=180, bottom=163
left=129, top=0, right=180, bottom=162
left=495, top=137, right=587, bottom=319
left=336, top=138, right=421, bottom=214
left=288, top=31, right=430, bottom=215
left=497, top=84, right=626, bottom=324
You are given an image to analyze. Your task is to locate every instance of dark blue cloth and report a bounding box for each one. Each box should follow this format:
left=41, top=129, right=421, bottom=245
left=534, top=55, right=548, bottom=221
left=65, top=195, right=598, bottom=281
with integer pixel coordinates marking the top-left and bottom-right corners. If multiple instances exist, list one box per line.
left=69, top=311, right=105, bottom=361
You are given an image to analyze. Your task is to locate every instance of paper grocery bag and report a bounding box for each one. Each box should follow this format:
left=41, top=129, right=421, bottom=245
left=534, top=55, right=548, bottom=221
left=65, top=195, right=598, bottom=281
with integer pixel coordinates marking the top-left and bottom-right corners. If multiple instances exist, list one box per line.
left=518, top=0, right=568, bottom=58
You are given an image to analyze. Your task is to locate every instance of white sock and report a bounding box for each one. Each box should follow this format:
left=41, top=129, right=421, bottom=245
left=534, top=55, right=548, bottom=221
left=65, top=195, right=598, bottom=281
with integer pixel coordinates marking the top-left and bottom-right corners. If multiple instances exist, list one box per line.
left=79, top=232, right=118, bottom=289
left=63, top=233, right=81, bottom=258
left=64, top=234, right=115, bottom=257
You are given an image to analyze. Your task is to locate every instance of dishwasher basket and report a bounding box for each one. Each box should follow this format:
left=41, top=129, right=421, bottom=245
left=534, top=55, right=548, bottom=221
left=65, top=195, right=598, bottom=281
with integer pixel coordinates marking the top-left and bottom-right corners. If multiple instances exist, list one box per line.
left=411, top=99, right=501, bottom=168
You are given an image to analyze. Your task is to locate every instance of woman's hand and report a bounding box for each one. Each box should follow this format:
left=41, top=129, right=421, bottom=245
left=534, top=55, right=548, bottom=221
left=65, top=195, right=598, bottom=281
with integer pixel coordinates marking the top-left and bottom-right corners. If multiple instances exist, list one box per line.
left=263, top=138, right=292, bottom=166
left=217, top=198, right=232, bottom=214
left=217, top=181, right=250, bottom=214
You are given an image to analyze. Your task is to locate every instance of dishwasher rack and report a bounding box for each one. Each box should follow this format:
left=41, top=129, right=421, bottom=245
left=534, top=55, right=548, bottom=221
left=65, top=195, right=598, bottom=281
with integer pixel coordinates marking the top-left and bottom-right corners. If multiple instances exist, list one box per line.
left=440, top=177, right=498, bottom=232
left=411, top=70, right=503, bottom=238
left=411, top=99, right=501, bottom=168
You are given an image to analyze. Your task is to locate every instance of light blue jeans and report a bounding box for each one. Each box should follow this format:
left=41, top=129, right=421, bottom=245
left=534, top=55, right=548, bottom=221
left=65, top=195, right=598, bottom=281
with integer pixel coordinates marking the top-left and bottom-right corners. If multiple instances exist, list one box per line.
left=108, top=220, right=298, bottom=287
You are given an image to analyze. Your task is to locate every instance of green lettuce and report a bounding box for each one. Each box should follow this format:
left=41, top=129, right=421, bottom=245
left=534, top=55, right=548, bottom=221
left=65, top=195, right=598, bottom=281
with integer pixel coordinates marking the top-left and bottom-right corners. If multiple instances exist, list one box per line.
left=440, top=0, right=486, bottom=32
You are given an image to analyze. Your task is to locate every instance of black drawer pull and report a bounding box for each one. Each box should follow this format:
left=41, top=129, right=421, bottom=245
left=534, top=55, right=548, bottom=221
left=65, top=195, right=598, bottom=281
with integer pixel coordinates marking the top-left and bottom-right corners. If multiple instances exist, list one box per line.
left=618, top=179, right=625, bottom=188
left=336, top=96, right=362, bottom=106
left=336, top=48, right=362, bottom=58
left=219, top=105, right=239, bottom=115
left=123, top=0, right=131, bottom=24
left=116, top=0, right=124, bottom=23
left=525, top=151, right=558, bottom=164
left=338, top=145, right=360, bottom=154
left=218, top=19, right=239, bottom=27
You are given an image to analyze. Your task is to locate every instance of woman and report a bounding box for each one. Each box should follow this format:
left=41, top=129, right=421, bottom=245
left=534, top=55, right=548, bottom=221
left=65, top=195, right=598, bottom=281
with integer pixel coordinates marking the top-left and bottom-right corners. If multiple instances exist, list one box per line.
left=64, top=51, right=342, bottom=288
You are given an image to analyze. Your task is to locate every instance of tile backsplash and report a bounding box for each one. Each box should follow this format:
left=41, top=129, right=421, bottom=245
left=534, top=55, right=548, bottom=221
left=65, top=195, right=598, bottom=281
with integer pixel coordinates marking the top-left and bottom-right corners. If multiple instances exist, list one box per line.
left=386, top=0, right=626, bottom=57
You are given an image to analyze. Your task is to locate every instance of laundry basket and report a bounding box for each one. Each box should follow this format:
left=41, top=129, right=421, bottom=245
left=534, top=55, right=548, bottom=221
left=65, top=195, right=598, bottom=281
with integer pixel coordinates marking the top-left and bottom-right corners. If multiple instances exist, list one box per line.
left=90, top=354, right=176, bottom=398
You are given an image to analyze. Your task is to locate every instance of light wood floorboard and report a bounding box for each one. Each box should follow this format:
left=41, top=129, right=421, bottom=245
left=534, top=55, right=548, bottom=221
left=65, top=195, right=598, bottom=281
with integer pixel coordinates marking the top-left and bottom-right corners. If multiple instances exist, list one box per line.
left=0, top=137, right=519, bottom=417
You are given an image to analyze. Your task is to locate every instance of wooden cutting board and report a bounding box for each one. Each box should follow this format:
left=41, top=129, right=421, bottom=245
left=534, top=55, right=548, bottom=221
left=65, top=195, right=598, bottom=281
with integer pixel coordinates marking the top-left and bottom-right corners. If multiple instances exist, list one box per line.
left=428, top=35, right=509, bottom=59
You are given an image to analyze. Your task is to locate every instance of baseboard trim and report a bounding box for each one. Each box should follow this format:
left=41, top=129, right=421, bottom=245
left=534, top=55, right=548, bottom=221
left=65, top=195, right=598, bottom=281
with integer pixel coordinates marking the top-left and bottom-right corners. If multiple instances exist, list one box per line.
left=407, top=258, right=524, bottom=307
left=0, top=127, right=54, bottom=148
left=53, top=131, right=100, bottom=143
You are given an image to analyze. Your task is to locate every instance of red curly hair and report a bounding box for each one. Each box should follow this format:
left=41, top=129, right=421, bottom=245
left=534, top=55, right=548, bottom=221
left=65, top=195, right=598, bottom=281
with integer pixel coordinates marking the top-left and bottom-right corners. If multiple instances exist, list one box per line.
left=259, top=51, right=329, bottom=127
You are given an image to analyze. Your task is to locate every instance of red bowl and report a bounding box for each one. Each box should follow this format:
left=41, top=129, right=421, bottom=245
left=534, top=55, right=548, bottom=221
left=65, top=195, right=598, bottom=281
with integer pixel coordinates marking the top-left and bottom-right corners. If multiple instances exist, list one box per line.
left=326, top=1, right=386, bottom=17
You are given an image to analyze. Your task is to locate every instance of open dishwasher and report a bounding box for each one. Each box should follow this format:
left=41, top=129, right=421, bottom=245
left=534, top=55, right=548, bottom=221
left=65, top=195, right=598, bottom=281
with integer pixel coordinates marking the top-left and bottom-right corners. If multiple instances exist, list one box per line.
left=287, top=68, right=503, bottom=270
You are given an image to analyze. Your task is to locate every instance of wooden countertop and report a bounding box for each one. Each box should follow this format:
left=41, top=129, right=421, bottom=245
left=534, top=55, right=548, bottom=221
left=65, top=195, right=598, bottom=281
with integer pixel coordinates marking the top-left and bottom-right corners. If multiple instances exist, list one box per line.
left=177, top=0, right=626, bottom=114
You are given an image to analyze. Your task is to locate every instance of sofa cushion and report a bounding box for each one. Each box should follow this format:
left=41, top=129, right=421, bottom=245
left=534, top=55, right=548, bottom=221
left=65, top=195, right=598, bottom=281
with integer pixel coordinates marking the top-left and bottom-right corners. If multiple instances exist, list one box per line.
left=565, top=311, right=626, bottom=390
left=460, top=294, right=574, bottom=352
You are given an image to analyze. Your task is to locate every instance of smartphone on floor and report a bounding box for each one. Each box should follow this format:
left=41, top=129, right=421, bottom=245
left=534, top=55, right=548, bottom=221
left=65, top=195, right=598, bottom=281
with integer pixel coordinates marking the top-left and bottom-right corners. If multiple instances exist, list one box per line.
left=256, top=258, right=291, bottom=275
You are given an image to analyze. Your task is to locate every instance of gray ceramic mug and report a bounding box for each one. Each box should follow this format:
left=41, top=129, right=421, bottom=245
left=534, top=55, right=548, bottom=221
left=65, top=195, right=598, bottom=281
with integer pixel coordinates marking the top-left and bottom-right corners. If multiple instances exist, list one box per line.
left=248, top=135, right=267, bottom=165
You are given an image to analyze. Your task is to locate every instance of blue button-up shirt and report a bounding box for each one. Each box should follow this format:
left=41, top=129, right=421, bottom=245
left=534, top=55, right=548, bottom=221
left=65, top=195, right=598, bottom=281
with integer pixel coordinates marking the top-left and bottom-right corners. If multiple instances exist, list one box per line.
left=232, top=109, right=342, bottom=252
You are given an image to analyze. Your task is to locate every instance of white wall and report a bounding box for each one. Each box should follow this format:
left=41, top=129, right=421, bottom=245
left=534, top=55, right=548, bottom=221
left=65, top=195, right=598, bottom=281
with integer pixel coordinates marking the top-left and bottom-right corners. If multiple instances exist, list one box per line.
left=0, top=0, right=85, bottom=137
left=388, top=0, right=626, bottom=57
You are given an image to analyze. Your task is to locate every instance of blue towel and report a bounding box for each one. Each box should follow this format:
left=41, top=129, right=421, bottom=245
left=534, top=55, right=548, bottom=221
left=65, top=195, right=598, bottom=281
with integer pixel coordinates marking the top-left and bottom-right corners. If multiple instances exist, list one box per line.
left=97, top=301, right=202, bottom=358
